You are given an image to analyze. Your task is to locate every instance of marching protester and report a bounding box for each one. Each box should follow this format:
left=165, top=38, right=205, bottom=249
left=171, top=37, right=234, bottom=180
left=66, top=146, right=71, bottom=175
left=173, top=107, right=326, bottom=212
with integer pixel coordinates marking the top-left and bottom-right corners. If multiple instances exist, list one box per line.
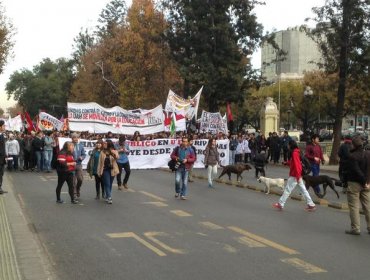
left=204, top=138, right=220, bottom=188
left=43, top=131, right=55, bottom=173
left=229, top=134, right=238, bottom=165
left=55, top=141, right=77, bottom=204
left=71, top=133, right=86, bottom=200
left=98, top=140, right=119, bottom=204
left=170, top=136, right=195, bottom=199
left=188, top=137, right=197, bottom=182
left=16, top=133, right=25, bottom=171
left=115, top=136, right=131, bottom=190
left=23, top=133, right=34, bottom=171
left=0, top=120, right=7, bottom=195
left=235, top=136, right=244, bottom=163
left=87, top=140, right=105, bottom=199
left=5, top=133, right=20, bottom=171
left=273, top=139, right=316, bottom=211
left=305, top=134, right=325, bottom=195
left=32, top=131, right=44, bottom=171
left=281, top=130, right=292, bottom=162
left=344, top=136, right=370, bottom=235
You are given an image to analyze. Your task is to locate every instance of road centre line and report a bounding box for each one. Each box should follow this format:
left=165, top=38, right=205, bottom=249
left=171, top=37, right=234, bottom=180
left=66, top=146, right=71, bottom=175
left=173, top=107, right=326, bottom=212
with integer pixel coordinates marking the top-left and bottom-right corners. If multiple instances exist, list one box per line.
left=170, top=210, right=193, bottom=217
left=144, top=232, right=186, bottom=254
left=199, top=221, right=224, bottom=230
left=142, top=202, right=168, bottom=207
left=107, top=232, right=166, bottom=257
left=139, top=191, right=166, bottom=202
left=281, top=258, right=327, bottom=273
left=228, top=226, right=300, bottom=255
left=236, top=236, right=266, bottom=248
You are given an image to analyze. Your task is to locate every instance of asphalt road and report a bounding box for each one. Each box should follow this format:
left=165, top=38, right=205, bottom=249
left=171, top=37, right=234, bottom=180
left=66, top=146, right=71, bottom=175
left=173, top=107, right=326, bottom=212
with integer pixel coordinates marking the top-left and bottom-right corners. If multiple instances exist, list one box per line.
left=9, top=167, right=370, bottom=280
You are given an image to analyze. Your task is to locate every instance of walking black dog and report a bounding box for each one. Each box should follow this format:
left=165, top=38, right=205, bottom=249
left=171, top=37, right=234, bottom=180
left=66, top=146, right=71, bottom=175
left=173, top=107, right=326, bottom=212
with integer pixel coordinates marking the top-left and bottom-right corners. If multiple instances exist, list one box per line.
left=302, top=175, right=340, bottom=199
left=218, top=163, right=252, bottom=182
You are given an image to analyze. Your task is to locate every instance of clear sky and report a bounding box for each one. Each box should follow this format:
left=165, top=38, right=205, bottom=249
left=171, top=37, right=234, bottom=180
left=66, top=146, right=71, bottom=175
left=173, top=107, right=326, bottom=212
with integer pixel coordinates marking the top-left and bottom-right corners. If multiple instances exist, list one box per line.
left=0, top=0, right=325, bottom=111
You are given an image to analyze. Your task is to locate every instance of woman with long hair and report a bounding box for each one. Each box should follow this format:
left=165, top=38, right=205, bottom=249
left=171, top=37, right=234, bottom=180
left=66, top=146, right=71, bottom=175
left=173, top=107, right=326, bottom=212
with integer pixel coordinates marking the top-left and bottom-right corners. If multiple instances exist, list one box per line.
left=204, top=138, right=220, bottom=188
left=97, top=140, right=119, bottom=204
left=87, top=140, right=105, bottom=199
left=56, top=141, right=77, bottom=204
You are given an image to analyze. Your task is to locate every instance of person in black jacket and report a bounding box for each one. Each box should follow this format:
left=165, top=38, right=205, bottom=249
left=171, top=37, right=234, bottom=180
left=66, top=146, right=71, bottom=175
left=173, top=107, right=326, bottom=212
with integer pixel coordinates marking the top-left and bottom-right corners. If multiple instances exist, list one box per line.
left=338, top=135, right=352, bottom=191
left=0, top=120, right=8, bottom=194
left=345, top=136, right=370, bottom=235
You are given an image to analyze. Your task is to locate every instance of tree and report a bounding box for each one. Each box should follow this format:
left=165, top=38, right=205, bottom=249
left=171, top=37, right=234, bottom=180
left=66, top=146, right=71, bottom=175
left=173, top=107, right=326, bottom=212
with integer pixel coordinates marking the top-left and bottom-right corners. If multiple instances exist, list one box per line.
left=163, top=0, right=264, bottom=111
left=0, top=107, right=4, bottom=116
left=6, top=58, right=75, bottom=117
left=71, top=28, right=95, bottom=68
left=96, top=0, right=127, bottom=39
left=306, top=0, right=370, bottom=164
left=0, top=2, right=14, bottom=74
left=71, top=0, right=182, bottom=109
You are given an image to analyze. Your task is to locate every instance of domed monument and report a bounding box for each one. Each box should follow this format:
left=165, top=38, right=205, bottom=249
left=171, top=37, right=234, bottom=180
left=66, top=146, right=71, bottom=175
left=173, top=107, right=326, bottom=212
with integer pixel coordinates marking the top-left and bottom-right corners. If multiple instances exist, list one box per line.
left=260, top=97, right=279, bottom=136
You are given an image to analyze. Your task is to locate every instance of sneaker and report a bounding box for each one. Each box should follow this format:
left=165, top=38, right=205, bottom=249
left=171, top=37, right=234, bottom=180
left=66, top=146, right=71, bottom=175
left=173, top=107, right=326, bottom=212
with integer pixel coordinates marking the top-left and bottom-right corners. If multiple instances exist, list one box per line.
left=56, top=199, right=64, bottom=204
left=345, top=229, right=360, bottom=235
left=118, top=185, right=122, bottom=190
left=123, top=184, right=129, bottom=189
left=175, top=193, right=180, bottom=198
left=107, top=198, right=113, bottom=204
left=71, top=200, right=79, bottom=204
left=305, top=205, right=316, bottom=212
left=272, top=203, right=283, bottom=210
left=208, top=184, right=214, bottom=188
left=180, top=196, right=187, bottom=200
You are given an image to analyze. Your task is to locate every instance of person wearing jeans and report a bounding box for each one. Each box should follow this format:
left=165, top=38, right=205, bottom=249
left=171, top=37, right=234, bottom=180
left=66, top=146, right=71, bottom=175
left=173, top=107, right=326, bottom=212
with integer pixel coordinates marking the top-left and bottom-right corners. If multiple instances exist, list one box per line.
left=273, top=139, right=316, bottom=211
left=5, top=133, right=20, bottom=171
left=71, top=133, right=86, bottom=199
left=305, top=134, right=325, bottom=195
left=32, top=131, right=44, bottom=171
left=115, top=136, right=131, bottom=190
left=97, top=140, right=119, bottom=204
left=170, top=136, right=195, bottom=200
left=204, top=138, right=220, bottom=188
left=43, top=131, right=55, bottom=172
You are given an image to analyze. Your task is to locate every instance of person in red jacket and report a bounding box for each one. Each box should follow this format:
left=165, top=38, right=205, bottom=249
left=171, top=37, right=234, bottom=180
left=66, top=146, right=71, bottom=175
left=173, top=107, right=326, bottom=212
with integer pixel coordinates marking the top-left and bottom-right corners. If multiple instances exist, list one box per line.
left=170, top=136, right=196, bottom=200
left=273, top=140, right=316, bottom=211
left=56, top=141, right=77, bottom=204
left=305, top=134, right=325, bottom=194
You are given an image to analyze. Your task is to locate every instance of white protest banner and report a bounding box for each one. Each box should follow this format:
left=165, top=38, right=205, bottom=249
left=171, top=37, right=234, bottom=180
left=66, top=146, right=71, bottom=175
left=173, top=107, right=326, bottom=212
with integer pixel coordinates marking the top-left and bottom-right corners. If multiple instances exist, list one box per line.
left=199, top=111, right=228, bottom=134
left=163, top=110, right=186, bottom=132
left=58, top=138, right=229, bottom=170
left=165, top=87, right=202, bottom=120
left=39, top=112, right=64, bottom=131
left=67, top=102, right=164, bottom=135
left=2, top=115, right=23, bottom=132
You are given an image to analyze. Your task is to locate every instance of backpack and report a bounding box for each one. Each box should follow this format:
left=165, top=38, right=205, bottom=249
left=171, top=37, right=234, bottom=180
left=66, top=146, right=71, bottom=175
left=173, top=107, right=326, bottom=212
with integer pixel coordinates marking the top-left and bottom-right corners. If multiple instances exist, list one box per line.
left=168, top=146, right=180, bottom=172
left=300, top=151, right=312, bottom=176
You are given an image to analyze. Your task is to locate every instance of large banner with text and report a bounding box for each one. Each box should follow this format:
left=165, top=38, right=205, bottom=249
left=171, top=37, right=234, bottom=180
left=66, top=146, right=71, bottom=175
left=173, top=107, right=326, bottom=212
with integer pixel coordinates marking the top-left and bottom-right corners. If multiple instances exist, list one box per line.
left=67, top=102, right=164, bottom=135
left=58, top=138, right=229, bottom=170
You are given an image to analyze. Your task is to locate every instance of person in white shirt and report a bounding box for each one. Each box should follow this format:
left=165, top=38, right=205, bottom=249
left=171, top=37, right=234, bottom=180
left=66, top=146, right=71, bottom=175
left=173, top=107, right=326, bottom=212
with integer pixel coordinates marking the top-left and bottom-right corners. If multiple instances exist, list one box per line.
left=235, top=136, right=244, bottom=163
left=5, top=133, right=20, bottom=171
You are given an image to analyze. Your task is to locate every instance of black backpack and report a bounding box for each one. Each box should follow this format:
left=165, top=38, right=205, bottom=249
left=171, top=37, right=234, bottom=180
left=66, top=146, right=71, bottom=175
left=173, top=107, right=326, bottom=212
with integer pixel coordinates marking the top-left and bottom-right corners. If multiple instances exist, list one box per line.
left=168, top=147, right=179, bottom=172
left=300, top=151, right=312, bottom=176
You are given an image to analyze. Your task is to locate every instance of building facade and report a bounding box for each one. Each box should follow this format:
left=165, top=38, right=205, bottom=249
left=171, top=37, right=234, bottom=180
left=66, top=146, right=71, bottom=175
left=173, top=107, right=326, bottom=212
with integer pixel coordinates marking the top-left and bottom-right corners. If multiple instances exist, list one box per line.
left=261, top=27, right=322, bottom=82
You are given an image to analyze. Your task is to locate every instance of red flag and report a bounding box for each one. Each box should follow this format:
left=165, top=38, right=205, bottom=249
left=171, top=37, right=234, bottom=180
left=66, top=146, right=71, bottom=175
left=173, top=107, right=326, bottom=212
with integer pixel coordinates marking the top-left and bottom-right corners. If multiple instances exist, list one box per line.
left=23, top=112, right=35, bottom=133
left=226, top=102, right=233, bottom=121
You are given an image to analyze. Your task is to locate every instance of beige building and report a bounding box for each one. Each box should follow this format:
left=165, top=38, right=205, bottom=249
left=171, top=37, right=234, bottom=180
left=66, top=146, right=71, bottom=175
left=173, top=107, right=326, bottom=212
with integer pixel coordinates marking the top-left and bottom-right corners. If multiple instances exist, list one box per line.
left=261, top=27, right=322, bottom=82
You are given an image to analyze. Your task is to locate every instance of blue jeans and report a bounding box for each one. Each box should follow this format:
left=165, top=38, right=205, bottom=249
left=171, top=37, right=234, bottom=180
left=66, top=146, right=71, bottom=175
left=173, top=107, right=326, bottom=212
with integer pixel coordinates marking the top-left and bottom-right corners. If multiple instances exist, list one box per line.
left=35, top=151, right=43, bottom=171
left=102, top=169, right=114, bottom=199
left=311, top=163, right=321, bottom=193
left=175, top=167, right=189, bottom=196
left=43, top=150, right=53, bottom=171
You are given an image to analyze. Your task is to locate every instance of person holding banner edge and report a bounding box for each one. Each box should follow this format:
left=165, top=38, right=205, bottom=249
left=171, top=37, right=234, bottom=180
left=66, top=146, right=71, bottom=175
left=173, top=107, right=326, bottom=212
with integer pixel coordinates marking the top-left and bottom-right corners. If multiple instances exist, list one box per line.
left=170, top=136, right=196, bottom=200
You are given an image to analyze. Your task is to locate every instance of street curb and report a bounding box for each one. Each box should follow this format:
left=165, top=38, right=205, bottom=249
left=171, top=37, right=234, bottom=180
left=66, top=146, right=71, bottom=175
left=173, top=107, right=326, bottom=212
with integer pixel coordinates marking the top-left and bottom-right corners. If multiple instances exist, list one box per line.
left=160, top=168, right=349, bottom=211
left=0, top=188, right=22, bottom=280
left=3, top=173, right=55, bottom=280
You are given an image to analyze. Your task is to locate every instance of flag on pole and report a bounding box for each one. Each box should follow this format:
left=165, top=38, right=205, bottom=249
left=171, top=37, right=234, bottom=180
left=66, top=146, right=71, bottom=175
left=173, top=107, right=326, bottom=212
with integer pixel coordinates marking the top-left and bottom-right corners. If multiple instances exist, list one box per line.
left=23, top=112, right=35, bottom=133
left=226, top=102, right=233, bottom=122
left=170, top=112, right=176, bottom=136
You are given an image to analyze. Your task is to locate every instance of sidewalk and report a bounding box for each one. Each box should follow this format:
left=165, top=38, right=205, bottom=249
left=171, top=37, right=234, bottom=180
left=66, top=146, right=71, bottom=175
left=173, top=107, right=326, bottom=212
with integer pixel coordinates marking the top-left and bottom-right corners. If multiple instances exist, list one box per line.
left=0, top=173, right=54, bottom=280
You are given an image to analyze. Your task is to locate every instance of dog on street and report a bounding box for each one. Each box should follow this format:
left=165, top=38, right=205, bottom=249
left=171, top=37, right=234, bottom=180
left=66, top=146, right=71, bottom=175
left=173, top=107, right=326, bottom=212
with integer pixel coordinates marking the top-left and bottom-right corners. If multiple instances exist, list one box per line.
left=257, top=176, right=285, bottom=194
left=302, top=175, right=340, bottom=199
left=218, top=163, right=252, bottom=182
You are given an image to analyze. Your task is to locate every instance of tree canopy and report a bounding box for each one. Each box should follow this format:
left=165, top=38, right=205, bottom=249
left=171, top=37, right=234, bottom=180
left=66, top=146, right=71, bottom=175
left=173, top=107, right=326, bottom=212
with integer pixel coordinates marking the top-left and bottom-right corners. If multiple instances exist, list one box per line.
left=0, top=2, right=14, bottom=75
